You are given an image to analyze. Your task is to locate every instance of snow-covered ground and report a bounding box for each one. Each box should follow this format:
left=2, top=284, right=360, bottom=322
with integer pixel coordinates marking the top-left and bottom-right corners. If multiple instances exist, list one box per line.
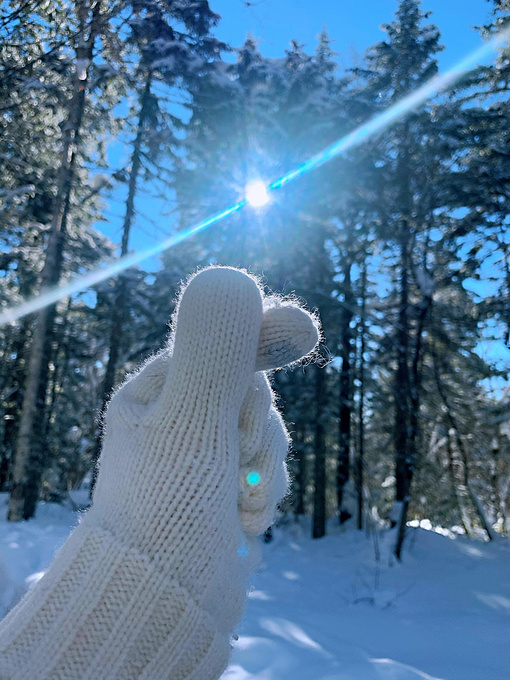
left=0, top=496, right=509, bottom=680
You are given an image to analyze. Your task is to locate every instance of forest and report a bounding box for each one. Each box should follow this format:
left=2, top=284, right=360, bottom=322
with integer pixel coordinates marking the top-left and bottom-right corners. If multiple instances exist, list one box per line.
left=0, top=0, right=509, bottom=566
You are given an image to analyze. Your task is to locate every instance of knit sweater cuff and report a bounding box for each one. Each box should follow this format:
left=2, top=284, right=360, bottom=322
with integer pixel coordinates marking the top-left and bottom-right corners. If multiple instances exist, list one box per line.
left=0, top=523, right=232, bottom=680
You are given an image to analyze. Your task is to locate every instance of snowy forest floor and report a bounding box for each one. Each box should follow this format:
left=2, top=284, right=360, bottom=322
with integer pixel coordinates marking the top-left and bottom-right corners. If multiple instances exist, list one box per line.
left=0, top=495, right=509, bottom=680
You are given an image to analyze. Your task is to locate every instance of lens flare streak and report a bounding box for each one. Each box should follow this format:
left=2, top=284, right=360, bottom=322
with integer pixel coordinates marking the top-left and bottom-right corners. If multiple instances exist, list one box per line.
left=270, top=26, right=510, bottom=190
left=0, top=201, right=246, bottom=326
left=1, top=26, right=509, bottom=327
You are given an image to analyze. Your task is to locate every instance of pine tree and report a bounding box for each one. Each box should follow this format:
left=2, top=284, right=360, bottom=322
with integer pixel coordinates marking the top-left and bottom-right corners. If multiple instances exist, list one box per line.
left=90, top=0, right=225, bottom=491
left=352, top=0, right=448, bottom=556
left=4, top=0, right=117, bottom=520
left=0, top=2, right=73, bottom=486
left=446, top=1, right=510, bottom=347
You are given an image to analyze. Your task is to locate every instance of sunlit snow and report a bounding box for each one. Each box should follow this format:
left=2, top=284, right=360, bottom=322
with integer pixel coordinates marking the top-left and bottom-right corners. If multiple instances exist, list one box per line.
left=0, top=497, right=508, bottom=680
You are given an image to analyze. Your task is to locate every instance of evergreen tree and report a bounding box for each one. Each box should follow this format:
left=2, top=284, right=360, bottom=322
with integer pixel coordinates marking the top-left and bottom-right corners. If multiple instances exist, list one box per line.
left=90, top=0, right=224, bottom=491
left=446, top=0, right=510, bottom=347
left=4, top=0, right=115, bottom=520
left=352, top=0, right=450, bottom=555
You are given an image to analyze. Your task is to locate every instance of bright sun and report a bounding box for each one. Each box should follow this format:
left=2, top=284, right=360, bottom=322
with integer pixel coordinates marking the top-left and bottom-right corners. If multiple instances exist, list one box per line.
left=245, top=180, right=270, bottom=207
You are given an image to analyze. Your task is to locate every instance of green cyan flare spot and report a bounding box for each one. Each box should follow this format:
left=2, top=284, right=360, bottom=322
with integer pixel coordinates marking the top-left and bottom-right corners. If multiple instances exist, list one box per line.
left=247, top=471, right=260, bottom=486
left=237, top=541, right=249, bottom=557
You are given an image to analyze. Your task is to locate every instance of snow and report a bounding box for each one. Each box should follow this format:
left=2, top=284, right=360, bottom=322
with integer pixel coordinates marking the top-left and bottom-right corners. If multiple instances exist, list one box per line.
left=0, top=497, right=509, bottom=680
left=0, top=494, right=78, bottom=618
left=75, top=58, right=89, bottom=81
left=90, top=174, right=110, bottom=190
left=415, top=270, right=435, bottom=298
left=228, top=522, right=510, bottom=680
left=421, top=29, right=440, bottom=42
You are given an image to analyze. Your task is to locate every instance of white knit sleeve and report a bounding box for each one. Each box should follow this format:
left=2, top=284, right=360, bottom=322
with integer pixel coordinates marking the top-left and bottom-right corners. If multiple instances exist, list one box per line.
left=0, top=523, right=232, bottom=680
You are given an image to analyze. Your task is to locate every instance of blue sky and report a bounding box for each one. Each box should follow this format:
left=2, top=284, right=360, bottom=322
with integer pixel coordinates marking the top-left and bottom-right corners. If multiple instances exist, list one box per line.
left=212, top=0, right=492, bottom=70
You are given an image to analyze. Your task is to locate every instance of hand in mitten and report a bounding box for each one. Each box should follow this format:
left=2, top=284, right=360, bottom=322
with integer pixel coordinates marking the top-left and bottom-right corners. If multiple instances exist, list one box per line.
left=0, top=267, right=319, bottom=680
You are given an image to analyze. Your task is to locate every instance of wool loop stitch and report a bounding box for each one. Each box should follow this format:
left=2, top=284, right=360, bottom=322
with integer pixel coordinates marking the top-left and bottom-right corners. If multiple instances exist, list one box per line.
left=0, top=266, right=319, bottom=680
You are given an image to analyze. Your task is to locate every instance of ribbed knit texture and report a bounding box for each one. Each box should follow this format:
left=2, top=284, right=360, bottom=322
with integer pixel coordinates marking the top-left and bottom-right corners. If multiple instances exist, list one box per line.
left=0, top=266, right=319, bottom=680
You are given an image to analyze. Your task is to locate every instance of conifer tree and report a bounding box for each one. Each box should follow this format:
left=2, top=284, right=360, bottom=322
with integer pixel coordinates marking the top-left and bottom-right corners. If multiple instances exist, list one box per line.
left=446, top=0, right=510, bottom=347
left=90, top=0, right=224, bottom=491
left=350, top=0, right=483, bottom=555
left=4, top=0, right=111, bottom=520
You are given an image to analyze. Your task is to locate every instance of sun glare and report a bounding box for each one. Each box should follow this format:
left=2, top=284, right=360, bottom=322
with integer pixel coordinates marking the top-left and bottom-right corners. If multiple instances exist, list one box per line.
left=245, top=180, right=270, bottom=208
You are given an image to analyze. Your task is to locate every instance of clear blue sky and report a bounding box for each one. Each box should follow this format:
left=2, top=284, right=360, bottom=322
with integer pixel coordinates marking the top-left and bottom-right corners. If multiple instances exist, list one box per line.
left=212, top=0, right=492, bottom=69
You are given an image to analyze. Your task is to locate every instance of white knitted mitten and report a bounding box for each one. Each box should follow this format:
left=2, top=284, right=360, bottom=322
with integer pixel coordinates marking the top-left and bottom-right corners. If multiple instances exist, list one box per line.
left=0, top=267, right=319, bottom=680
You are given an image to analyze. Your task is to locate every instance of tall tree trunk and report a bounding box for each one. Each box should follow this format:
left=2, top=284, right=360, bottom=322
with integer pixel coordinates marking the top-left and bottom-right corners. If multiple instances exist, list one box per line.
left=433, top=353, right=496, bottom=541
left=395, top=283, right=432, bottom=559
left=90, top=71, right=153, bottom=494
left=394, top=236, right=411, bottom=504
left=20, top=325, right=55, bottom=518
left=337, top=256, right=353, bottom=523
left=0, top=318, right=31, bottom=490
left=356, top=263, right=367, bottom=531
left=393, top=223, right=412, bottom=558
left=8, top=0, right=102, bottom=521
left=294, top=422, right=306, bottom=519
left=393, top=118, right=414, bottom=559
left=313, top=362, right=327, bottom=539
left=446, top=430, right=471, bottom=536
left=23, top=299, right=72, bottom=518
